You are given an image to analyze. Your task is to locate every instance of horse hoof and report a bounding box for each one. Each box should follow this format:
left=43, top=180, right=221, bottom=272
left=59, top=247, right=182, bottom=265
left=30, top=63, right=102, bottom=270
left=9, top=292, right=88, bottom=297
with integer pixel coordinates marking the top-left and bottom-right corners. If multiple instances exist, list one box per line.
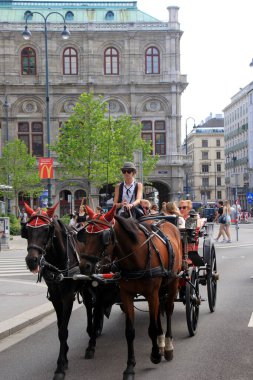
left=53, top=372, right=65, bottom=380
left=123, top=371, right=135, bottom=380
left=150, top=353, right=161, bottom=364
left=85, top=349, right=95, bottom=359
left=164, top=350, right=173, bottom=361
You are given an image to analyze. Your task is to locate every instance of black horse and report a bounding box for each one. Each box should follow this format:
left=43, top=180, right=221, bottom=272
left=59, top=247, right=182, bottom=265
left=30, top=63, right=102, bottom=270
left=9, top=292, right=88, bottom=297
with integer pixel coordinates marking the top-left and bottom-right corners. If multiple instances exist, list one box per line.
left=22, top=203, right=108, bottom=380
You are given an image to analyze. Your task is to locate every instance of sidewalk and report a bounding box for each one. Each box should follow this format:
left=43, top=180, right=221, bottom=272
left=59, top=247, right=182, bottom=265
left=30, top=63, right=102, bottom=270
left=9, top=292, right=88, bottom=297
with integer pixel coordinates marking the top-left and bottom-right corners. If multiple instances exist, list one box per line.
left=0, top=235, right=55, bottom=340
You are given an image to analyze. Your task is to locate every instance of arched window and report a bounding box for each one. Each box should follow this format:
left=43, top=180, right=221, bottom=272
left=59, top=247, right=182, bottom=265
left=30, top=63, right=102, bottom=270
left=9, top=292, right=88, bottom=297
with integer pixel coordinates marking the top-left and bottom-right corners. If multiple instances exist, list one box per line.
left=65, top=11, right=74, bottom=21
left=21, top=47, right=36, bottom=75
left=145, top=47, right=160, bottom=74
left=105, top=11, right=114, bottom=20
left=104, top=47, right=119, bottom=75
left=63, top=47, right=78, bottom=75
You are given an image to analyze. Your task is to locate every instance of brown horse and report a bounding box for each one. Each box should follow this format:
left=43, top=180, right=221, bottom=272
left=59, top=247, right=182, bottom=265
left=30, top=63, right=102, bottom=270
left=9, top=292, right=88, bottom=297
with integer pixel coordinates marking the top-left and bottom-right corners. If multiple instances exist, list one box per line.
left=77, top=205, right=182, bottom=380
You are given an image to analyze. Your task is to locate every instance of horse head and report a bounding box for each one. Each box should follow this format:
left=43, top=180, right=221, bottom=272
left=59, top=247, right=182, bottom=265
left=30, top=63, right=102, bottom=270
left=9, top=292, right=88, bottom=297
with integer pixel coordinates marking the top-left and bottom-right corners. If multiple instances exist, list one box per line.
left=77, top=205, right=116, bottom=275
left=23, top=202, right=59, bottom=273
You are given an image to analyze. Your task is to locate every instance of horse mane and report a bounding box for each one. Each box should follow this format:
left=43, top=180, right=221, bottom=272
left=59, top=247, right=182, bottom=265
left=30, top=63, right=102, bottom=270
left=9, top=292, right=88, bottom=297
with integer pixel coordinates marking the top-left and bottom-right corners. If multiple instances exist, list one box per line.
left=114, top=216, right=139, bottom=243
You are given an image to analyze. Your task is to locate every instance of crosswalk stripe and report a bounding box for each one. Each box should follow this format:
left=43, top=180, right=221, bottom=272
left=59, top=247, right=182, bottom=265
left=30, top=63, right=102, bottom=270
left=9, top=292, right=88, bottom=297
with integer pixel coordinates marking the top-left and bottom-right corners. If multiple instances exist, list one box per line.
left=0, top=257, right=32, bottom=277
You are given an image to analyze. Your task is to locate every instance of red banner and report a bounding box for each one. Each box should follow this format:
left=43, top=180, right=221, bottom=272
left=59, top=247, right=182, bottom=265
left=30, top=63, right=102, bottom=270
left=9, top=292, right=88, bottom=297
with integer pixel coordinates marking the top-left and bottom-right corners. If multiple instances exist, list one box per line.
left=39, top=158, right=54, bottom=179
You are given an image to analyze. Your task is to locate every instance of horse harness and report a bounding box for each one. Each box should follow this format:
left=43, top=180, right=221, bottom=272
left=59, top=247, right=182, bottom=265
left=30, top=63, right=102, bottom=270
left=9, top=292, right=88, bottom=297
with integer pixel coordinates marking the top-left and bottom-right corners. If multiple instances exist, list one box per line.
left=83, top=218, right=176, bottom=281
left=24, top=214, right=81, bottom=283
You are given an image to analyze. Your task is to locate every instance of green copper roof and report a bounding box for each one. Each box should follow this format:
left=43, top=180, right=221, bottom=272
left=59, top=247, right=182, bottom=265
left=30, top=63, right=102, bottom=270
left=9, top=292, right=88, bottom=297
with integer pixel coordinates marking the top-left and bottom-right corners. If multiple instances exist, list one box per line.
left=0, top=1, right=161, bottom=23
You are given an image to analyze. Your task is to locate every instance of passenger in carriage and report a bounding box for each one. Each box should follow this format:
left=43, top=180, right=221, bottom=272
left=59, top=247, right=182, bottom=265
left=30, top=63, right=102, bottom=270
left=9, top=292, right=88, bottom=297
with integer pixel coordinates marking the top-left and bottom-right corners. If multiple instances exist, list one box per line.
left=113, top=162, right=143, bottom=216
left=165, top=201, right=185, bottom=228
left=178, top=199, right=206, bottom=229
left=139, top=199, right=151, bottom=216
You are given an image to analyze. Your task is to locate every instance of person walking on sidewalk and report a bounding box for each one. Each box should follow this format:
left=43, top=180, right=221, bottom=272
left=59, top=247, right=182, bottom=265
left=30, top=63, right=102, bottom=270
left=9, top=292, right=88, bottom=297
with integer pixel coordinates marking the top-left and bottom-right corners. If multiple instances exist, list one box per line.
left=223, top=200, right=232, bottom=243
left=214, top=201, right=227, bottom=243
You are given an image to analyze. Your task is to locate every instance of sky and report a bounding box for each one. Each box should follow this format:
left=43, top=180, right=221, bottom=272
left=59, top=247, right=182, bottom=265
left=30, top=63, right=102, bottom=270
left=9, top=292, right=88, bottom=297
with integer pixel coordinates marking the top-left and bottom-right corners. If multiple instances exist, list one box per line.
left=136, top=0, right=253, bottom=135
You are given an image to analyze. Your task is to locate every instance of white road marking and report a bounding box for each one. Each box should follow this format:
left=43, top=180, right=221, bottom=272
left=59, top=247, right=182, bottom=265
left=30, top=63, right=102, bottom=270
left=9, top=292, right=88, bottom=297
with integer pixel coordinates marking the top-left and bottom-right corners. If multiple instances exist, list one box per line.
left=248, top=312, right=253, bottom=327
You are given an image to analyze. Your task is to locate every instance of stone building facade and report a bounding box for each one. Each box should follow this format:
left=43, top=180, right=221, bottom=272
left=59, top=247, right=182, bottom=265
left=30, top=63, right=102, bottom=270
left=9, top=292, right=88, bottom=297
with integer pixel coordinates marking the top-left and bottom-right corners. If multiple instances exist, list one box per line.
left=185, top=115, right=226, bottom=204
left=0, top=1, right=187, bottom=215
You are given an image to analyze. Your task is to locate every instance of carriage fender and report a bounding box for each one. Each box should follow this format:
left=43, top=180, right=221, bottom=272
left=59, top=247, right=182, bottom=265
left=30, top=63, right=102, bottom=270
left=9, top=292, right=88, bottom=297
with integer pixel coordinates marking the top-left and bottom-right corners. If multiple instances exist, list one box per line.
left=203, top=237, right=213, bottom=265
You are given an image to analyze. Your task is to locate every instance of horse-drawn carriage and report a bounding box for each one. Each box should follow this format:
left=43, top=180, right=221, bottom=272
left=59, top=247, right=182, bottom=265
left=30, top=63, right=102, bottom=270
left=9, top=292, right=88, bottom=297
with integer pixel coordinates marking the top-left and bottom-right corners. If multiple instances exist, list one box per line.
left=22, top=203, right=218, bottom=380
left=79, top=209, right=218, bottom=337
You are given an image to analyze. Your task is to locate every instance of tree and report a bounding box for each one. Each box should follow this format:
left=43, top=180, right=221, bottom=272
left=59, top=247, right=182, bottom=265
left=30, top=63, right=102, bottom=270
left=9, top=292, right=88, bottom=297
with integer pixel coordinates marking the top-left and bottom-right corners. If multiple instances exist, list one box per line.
left=52, top=92, right=157, bottom=196
left=0, top=140, right=42, bottom=214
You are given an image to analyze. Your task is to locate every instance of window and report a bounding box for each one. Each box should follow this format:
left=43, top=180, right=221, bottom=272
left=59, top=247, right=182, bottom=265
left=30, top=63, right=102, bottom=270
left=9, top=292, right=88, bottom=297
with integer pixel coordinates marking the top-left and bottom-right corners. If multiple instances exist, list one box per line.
left=202, top=177, right=209, bottom=187
left=104, top=47, right=119, bottom=75
left=217, top=163, right=221, bottom=172
left=202, top=164, right=209, bottom=173
left=18, top=122, right=43, bottom=156
left=105, top=11, right=114, bottom=20
left=202, top=139, right=208, bottom=147
left=216, top=139, right=220, bottom=147
left=145, top=47, right=160, bottom=74
left=21, top=47, right=36, bottom=75
left=202, top=151, right=208, bottom=159
left=217, top=177, right=221, bottom=186
left=141, top=120, right=166, bottom=155
left=216, top=151, right=221, bottom=159
left=217, top=191, right=222, bottom=199
left=63, top=48, right=78, bottom=75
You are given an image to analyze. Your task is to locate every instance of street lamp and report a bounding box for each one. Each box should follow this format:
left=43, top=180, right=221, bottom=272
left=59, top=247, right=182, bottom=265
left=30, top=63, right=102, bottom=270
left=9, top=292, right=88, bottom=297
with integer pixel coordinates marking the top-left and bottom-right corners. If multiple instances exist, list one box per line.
left=22, top=12, right=70, bottom=207
left=185, top=117, right=196, bottom=199
left=3, top=96, right=11, bottom=213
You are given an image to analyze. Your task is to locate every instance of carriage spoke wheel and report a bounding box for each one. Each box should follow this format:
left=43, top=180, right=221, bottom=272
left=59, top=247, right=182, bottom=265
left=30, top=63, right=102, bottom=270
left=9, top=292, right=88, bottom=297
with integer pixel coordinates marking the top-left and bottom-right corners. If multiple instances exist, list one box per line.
left=186, top=267, right=200, bottom=337
left=207, top=247, right=217, bottom=312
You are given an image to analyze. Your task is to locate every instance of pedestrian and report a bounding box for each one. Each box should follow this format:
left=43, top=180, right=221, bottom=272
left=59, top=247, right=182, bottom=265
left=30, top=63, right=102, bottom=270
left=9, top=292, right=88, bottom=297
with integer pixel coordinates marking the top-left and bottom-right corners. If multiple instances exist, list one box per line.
left=69, top=212, right=77, bottom=227
left=19, top=208, right=28, bottom=224
left=113, top=162, right=143, bottom=216
left=76, top=204, right=87, bottom=228
left=214, top=200, right=227, bottom=243
left=223, top=200, right=232, bottom=243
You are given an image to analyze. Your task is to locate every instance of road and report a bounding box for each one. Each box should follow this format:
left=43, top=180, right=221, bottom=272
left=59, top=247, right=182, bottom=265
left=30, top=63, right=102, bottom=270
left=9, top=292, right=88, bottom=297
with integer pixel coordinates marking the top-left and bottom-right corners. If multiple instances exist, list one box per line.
left=0, top=224, right=253, bottom=379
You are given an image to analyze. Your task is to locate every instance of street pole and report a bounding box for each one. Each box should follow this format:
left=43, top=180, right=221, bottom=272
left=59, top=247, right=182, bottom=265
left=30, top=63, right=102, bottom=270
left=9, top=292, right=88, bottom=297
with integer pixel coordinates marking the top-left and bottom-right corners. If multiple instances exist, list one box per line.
left=3, top=97, right=11, bottom=214
left=23, top=12, right=70, bottom=207
left=185, top=117, right=196, bottom=199
left=232, top=155, right=239, bottom=241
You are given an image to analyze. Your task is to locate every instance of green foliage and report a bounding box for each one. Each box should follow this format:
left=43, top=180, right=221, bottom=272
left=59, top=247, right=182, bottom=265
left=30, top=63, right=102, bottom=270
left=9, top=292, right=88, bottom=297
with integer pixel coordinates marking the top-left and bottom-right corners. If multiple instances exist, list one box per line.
left=10, top=217, right=21, bottom=236
left=51, top=92, right=158, bottom=192
left=0, top=140, right=43, bottom=213
left=59, top=214, right=70, bottom=225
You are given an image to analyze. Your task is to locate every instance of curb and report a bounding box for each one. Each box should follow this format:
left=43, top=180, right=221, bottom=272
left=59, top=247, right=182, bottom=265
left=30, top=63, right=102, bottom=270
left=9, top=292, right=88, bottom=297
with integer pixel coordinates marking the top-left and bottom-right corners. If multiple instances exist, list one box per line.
left=0, top=303, right=54, bottom=340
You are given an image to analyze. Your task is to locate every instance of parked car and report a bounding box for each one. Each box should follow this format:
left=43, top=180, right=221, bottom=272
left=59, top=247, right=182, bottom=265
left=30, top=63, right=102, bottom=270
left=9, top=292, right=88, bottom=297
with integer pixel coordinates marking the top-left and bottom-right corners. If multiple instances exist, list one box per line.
left=200, top=207, right=216, bottom=222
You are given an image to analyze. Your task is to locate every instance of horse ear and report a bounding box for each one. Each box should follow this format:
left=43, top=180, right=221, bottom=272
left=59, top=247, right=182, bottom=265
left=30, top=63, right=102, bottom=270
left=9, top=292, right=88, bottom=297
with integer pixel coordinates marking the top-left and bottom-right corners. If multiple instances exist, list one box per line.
left=47, top=202, right=59, bottom=218
left=84, top=205, right=95, bottom=219
left=23, top=202, right=34, bottom=216
left=104, top=204, right=116, bottom=222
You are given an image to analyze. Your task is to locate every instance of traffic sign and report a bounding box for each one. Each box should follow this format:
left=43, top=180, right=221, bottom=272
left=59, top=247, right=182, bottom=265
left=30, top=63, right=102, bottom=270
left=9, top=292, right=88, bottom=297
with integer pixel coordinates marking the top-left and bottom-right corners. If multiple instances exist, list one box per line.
left=246, top=192, right=253, bottom=203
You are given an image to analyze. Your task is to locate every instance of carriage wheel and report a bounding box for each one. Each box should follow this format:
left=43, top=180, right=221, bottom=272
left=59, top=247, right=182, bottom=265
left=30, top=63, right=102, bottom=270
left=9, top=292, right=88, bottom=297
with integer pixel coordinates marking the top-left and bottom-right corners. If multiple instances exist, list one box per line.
left=186, top=267, right=200, bottom=337
left=207, top=247, right=217, bottom=312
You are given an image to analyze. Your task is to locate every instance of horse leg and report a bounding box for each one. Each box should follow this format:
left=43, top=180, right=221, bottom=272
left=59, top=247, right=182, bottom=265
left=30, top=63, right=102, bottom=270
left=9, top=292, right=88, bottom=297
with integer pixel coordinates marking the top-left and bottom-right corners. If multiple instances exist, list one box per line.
left=49, top=287, right=74, bottom=380
left=164, top=282, right=178, bottom=361
left=147, top=292, right=161, bottom=365
left=82, top=285, right=97, bottom=359
left=157, top=310, right=165, bottom=356
left=122, top=294, right=136, bottom=380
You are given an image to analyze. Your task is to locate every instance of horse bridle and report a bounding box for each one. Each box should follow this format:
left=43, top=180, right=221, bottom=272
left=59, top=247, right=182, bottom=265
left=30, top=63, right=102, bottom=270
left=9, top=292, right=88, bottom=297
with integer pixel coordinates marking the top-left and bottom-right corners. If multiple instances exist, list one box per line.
left=81, top=219, right=115, bottom=272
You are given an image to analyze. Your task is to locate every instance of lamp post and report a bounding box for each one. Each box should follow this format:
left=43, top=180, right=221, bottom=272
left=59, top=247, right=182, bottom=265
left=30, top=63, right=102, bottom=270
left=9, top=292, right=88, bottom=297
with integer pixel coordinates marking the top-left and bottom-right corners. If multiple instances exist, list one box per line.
left=185, top=117, right=196, bottom=199
left=22, top=12, right=70, bottom=207
left=3, top=96, right=11, bottom=214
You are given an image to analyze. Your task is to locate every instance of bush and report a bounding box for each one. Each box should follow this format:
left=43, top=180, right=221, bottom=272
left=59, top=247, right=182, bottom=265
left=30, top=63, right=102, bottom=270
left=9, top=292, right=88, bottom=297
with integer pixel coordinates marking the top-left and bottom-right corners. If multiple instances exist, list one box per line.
left=9, top=215, right=21, bottom=236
